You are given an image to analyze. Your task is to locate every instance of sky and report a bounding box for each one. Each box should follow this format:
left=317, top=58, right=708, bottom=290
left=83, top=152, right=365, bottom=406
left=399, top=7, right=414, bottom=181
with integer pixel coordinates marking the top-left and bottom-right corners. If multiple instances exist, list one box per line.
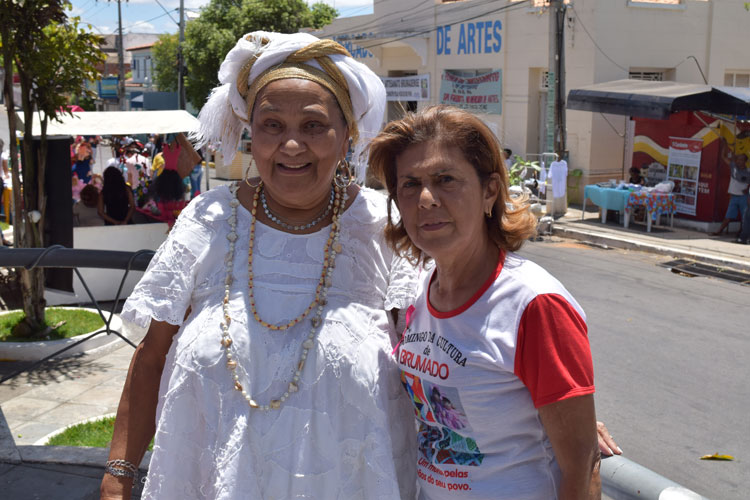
left=69, top=0, right=374, bottom=36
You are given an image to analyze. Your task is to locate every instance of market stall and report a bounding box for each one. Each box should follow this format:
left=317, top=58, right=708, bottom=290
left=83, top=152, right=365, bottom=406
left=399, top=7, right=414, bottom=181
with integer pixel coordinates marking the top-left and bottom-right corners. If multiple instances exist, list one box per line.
left=568, top=80, right=750, bottom=229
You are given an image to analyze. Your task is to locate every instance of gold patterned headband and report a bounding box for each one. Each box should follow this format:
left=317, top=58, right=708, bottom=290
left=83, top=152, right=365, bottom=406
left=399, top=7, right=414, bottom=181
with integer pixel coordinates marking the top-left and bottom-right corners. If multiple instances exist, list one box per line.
left=235, top=38, right=358, bottom=143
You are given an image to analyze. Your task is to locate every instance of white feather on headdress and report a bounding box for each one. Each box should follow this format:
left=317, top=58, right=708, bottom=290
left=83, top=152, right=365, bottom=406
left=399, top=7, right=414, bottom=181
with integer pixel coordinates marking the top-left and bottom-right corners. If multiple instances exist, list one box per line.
left=193, top=31, right=385, bottom=182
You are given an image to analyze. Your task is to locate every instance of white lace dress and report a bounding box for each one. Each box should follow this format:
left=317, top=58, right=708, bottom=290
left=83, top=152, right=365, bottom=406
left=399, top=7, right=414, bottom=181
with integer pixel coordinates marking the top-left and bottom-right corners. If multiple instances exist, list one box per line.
left=122, top=185, right=418, bottom=499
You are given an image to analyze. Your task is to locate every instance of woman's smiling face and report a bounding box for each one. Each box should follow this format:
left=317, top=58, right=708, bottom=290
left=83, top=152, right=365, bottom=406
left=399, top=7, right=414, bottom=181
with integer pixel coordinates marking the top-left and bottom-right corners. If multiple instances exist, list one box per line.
left=395, top=140, right=497, bottom=264
left=250, top=78, right=350, bottom=213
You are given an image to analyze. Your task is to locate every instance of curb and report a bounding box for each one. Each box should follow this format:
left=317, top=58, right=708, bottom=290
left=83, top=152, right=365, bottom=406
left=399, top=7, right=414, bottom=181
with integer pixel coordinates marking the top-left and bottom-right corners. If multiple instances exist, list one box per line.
left=552, top=225, right=750, bottom=273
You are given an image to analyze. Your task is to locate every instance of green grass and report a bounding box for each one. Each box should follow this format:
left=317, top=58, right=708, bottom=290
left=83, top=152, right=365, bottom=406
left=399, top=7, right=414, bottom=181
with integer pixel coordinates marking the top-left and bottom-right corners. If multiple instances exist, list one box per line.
left=0, top=308, right=105, bottom=342
left=46, top=416, right=154, bottom=450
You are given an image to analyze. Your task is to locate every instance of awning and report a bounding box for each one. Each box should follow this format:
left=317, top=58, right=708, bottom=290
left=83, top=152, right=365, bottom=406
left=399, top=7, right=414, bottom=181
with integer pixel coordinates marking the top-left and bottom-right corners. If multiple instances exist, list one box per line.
left=567, top=79, right=750, bottom=119
left=31, top=110, right=200, bottom=138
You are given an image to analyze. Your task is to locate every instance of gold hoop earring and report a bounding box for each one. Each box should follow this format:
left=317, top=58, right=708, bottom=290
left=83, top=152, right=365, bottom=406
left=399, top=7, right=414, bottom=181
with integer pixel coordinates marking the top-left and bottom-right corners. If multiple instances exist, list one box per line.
left=244, top=165, right=262, bottom=189
left=334, top=159, right=353, bottom=189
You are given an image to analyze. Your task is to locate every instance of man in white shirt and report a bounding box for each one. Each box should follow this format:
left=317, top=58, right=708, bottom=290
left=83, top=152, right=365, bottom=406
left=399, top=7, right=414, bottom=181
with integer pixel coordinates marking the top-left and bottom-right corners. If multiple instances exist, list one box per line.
left=710, top=152, right=749, bottom=237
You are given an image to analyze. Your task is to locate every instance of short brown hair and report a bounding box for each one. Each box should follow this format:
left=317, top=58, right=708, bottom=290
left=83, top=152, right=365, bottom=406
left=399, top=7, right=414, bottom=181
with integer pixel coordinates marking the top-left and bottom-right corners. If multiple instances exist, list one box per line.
left=368, top=105, right=537, bottom=264
left=80, top=184, right=99, bottom=208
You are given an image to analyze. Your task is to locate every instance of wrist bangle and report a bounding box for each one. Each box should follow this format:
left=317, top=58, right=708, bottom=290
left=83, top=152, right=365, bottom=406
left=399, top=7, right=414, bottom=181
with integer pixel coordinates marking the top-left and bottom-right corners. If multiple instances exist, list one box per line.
left=104, top=459, right=138, bottom=484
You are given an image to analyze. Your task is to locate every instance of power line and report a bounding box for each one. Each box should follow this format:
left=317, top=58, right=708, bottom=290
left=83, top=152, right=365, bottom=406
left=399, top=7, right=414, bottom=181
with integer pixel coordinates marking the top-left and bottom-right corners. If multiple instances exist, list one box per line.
left=569, top=3, right=628, bottom=73
left=124, top=11, right=173, bottom=33
left=329, top=0, right=509, bottom=40
left=349, top=0, right=530, bottom=51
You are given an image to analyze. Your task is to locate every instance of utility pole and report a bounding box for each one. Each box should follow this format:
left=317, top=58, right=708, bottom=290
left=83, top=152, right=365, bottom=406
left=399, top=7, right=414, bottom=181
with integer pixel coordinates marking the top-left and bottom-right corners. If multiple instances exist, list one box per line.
left=177, top=0, right=186, bottom=110
left=547, top=0, right=566, bottom=158
left=117, top=0, right=126, bottom=110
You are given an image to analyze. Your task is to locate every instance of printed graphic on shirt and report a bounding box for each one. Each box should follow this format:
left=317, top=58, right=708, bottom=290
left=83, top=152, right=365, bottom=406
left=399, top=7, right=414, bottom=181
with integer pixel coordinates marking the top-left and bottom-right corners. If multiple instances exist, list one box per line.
left=401, top=371, right=484, bottom=467
left=418, top=423, right=484, bottom=466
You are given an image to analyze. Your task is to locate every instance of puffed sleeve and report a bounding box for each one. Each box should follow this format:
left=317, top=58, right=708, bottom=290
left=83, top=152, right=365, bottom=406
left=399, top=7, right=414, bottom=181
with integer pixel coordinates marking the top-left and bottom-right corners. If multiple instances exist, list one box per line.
left=120, top=203, right=212, bottom=330
left=384, top=251, right=421, bottom=312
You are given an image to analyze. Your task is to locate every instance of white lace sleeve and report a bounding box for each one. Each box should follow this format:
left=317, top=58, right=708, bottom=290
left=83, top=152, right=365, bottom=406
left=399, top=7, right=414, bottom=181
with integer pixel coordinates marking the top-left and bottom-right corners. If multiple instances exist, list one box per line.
left=121, top=208, right=211, bottom=330
left=384, top=250, right=420, bottom=312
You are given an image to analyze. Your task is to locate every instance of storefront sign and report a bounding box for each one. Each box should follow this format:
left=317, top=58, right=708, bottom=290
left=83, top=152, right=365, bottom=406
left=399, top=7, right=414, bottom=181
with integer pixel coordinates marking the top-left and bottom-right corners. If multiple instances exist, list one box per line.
left=382, top=74, right=430, bottom=101
left=439, top=70, right=502, bottom=114
left=667, top=137, right=702, bottom=215
left=98, top=77, right=119, bottom=100
left=436, top=20, right=502, bottom=55
left=337, top=39, right=374, bottom=59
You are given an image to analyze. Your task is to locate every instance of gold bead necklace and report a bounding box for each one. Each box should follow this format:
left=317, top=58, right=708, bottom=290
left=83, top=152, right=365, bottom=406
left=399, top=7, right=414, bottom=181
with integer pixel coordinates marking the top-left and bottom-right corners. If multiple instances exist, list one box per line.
left=220, top=182, right=345, bottom=411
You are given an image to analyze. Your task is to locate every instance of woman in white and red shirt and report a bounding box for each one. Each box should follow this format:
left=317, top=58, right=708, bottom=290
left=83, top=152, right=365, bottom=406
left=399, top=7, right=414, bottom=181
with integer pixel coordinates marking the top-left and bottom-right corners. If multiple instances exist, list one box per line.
left=370, top=105, right=603, bottom=500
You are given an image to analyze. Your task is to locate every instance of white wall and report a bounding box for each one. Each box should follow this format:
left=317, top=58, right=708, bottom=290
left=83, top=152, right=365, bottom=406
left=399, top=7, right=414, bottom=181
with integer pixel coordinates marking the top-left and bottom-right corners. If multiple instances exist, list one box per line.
left=317, top=0, right=750, bottom=194
left=45, top=223, right=169, bottom=306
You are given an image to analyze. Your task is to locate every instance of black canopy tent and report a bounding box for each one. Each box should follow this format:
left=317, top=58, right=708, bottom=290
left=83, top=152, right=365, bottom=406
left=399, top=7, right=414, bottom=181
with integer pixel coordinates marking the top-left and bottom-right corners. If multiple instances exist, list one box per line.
left=567, top=79, right=750, bottom=119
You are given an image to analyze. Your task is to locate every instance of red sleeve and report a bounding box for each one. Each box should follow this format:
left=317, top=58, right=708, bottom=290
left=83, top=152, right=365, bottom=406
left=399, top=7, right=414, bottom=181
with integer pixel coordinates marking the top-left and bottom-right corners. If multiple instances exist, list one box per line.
left=514, top=293, right=595, bottom=408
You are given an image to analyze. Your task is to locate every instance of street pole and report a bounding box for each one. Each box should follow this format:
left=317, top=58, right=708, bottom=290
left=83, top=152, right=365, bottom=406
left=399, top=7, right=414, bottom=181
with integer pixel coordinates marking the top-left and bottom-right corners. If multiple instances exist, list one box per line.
left=117, top=0, right=126, bottom=111
left=547, top=0, right=566, bottom=159
left=177, top=0, right=186, bottom=110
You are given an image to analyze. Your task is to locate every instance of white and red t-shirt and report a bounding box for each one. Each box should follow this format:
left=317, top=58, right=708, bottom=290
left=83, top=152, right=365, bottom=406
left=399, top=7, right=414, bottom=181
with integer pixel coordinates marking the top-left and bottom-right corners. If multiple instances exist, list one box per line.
left=397, top=251, right=595, bottom=500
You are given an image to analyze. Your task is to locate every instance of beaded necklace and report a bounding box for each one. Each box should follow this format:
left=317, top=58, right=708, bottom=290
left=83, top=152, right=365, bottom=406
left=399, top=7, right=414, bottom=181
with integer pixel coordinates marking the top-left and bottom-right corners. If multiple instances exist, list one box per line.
left=261, top=187, right=334, bottom=231
left=220, top=182, right=345, bottom=411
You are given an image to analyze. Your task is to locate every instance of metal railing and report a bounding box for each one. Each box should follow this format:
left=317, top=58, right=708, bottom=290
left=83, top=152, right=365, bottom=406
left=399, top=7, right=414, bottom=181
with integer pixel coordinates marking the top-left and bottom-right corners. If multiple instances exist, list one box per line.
left=0, top=246, right=154, bottom=384
left=601, top=455, right=710, bottom=499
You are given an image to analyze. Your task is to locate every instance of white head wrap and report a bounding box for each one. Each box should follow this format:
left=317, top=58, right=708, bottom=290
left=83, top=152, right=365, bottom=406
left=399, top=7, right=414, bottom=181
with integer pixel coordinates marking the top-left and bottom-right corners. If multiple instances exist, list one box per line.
left=193, top=31, right=385, bottom=182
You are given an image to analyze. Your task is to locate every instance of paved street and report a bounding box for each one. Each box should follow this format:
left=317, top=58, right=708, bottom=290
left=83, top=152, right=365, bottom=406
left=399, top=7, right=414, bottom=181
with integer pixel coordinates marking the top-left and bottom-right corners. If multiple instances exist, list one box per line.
left=519, top=238, right=749, bottom=500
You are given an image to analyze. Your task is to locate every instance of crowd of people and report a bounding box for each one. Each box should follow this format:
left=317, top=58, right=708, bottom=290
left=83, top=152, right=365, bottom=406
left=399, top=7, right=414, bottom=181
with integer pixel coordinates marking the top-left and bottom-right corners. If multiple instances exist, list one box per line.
left=71, top=133, right=201, bottom=228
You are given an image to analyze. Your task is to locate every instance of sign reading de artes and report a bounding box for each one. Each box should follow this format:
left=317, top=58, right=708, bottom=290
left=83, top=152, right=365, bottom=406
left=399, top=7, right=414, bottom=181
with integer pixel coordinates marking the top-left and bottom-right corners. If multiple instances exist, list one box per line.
left=436, top=20, right=502, bottom=56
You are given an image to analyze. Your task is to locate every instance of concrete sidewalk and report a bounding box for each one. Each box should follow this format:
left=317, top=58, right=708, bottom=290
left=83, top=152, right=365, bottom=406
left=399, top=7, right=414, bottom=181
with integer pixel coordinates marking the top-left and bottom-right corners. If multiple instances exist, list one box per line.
left=1, top=200, right=747, bottom=498
left=554, top=205, right=750, bottom=272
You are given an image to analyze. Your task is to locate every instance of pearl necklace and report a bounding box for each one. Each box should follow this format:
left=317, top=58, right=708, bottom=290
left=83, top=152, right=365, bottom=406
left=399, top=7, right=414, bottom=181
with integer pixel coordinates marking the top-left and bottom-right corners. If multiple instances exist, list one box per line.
left=220, top=182, right=345, bottom=411
left=261, top=187, right=334, bottom=232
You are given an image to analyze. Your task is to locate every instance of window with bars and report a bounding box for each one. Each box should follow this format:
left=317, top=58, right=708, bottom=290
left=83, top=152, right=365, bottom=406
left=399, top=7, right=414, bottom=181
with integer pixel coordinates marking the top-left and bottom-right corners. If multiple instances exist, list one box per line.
left=629, top=71, right=664, bottom=82
left=724, top=72, right=750, bottom=88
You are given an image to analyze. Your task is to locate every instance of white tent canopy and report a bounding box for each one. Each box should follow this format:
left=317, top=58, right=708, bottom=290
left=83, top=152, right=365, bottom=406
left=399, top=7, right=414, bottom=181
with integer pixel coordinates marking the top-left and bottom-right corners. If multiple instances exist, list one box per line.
left=31, top=110, right=200, bottom=138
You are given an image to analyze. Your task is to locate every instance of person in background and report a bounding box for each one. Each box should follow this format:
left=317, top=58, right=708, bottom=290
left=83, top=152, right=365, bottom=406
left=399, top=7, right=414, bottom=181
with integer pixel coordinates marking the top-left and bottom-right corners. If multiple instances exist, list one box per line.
left=188, top=150, right=204, bottom=199
left=503, top=147, right=513, bottom=170
left=72, top=141, right=93, bottom=184
left=98, top=166, right=135, bottom=225
left=90, top=172, right=104, bottom=191
left=370, top=105, right=602, bottom=499
left=141, top=168, right=188, bottom=228
left=628, top=166, right=645, bottom=185
left=143, top=134, right=157, bottom=158
left=710, top=152, right=748, bottom=237
left=73, top=184, right=105, bottom=227
left=737, top=194, right=750, bottom=244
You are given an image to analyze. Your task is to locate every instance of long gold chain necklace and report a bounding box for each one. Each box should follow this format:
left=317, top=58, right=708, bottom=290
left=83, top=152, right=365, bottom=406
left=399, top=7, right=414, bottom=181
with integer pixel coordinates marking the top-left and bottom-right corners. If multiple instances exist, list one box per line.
left=220, top=182, right=345, bottom=411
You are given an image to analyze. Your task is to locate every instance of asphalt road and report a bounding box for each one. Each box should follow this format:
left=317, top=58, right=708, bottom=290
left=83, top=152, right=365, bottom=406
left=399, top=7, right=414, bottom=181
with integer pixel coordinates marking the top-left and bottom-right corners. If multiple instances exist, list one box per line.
left=518, top=238, right=749, bottom=500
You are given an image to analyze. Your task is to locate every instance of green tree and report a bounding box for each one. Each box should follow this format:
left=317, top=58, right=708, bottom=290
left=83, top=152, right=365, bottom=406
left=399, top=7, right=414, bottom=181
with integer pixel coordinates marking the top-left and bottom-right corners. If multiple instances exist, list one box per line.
left=153, top=33, right=179, bottom=92
left=0, top=2, right=105, bottom=337
left=182, top=0, right=337, bottom=109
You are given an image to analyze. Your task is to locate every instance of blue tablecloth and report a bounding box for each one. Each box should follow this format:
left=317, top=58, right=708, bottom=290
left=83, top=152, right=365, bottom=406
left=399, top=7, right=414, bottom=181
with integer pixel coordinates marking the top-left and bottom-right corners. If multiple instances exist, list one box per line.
left=583, top=185, right=631, bottom=212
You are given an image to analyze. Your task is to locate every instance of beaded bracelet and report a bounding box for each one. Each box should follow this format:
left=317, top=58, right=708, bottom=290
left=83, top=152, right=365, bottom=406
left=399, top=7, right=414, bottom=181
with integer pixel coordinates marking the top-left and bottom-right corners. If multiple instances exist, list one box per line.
left=104, top=459, right=138, bottom=485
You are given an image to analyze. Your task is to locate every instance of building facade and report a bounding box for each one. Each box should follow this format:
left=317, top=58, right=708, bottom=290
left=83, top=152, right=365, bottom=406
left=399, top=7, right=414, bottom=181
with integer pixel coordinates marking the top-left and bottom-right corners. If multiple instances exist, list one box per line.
left=316, top=0, right=750, bottom=204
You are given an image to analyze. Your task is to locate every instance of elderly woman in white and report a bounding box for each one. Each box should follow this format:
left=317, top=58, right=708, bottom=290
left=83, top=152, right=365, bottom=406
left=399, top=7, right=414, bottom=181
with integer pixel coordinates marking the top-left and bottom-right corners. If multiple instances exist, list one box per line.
left=100, top=31, right=417, bottom=499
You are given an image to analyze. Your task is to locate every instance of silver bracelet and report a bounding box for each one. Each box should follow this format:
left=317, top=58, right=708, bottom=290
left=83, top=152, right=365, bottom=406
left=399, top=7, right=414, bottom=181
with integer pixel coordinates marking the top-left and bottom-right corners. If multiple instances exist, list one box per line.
left=104, top=459, right=138, bottom=484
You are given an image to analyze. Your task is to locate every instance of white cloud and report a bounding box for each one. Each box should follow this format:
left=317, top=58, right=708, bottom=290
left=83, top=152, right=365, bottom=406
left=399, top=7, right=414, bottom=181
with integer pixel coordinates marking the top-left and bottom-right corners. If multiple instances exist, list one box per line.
left=127, top=21, right=157, bottom=33
left=97, top=25, right=115, bottom=35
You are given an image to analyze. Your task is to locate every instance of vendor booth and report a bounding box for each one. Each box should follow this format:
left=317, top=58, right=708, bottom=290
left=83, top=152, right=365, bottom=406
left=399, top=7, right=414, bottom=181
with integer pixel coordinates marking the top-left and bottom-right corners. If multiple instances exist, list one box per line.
left=568, top=79, right=750, bottom=228
left=29, top=110, right=200, bottom=305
